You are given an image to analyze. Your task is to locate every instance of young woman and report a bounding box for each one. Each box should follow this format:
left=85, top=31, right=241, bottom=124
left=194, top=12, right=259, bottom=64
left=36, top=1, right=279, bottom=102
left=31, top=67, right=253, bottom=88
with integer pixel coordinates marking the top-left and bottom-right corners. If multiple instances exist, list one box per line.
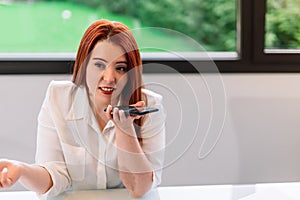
left=0, top=19, right=166, bottom=198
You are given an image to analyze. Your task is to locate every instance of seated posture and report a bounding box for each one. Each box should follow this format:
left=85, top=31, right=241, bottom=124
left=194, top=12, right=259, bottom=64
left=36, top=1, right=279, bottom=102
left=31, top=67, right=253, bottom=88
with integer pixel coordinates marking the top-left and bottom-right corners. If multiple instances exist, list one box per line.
left=0, top=19, right=166, bottom=198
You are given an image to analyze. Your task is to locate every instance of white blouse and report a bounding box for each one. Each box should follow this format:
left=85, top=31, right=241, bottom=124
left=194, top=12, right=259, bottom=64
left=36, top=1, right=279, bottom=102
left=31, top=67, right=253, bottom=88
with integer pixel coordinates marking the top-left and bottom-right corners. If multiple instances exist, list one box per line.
left=35, top=81, right=166, bottom=197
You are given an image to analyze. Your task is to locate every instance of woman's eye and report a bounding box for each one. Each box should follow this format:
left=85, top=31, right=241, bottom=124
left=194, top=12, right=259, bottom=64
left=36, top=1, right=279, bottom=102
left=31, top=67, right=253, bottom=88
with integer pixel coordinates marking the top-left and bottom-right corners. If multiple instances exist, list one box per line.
left=95, top=62, right=105, bottom=69
left=116, top=65, right=128, bottom=72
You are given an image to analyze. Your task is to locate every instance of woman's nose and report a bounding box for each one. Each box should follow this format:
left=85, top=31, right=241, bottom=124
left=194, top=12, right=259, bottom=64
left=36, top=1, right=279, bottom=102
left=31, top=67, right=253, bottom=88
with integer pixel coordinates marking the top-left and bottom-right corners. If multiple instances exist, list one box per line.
left=102, top=67, right=116, bottom=83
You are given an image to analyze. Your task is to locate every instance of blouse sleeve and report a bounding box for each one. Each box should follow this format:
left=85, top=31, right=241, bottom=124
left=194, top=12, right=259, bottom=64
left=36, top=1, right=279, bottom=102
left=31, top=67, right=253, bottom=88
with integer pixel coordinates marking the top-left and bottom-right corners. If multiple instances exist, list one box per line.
left=35, top=83, right=71, bottom=197
left=141, top=93, right=166, bottom=188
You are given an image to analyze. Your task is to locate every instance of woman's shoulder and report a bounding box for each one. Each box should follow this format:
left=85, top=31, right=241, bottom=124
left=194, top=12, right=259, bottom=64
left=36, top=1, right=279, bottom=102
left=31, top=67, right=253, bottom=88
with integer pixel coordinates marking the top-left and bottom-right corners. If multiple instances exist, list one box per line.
left=142, top=88, right=163, bottom=106
left=46, top=80, right=76, bottom=96
left=140, top=89, right=166, bottom=136
left=48, top=80, right=75, bottom=90
left=44, top=80, right=78, bottom=105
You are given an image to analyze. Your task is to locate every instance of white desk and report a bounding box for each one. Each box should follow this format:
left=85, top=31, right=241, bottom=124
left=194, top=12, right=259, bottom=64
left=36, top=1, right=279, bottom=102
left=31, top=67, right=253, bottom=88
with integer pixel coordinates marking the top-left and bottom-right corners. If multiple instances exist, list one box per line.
left=1, top=182, right=300, bottom=200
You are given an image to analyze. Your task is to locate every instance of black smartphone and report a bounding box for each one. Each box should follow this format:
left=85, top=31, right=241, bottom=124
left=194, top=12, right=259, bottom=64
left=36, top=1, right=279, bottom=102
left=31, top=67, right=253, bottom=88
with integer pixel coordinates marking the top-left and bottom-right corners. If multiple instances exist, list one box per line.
left=104, top=106, right=159, bottom=116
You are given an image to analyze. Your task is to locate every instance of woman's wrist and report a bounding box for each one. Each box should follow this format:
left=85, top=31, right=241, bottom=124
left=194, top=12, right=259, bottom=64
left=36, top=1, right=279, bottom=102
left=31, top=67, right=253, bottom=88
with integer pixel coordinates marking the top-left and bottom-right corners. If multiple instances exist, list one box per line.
left=17, top=162, right=28, bottom=181
left=116, top=122, right=138, bottom=138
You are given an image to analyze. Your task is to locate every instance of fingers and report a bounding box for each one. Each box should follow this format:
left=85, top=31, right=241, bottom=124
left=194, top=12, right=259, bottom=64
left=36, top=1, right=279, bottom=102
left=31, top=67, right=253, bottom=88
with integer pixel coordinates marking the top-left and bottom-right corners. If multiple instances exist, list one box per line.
left=132, top=115, right=142, bottom=120
left=105, top=105, right=127, bottom=122
left=105, top=105, right=113, bottom=120
left=118, top=109, right=127, bottom=121
left=113, top=107, right=120, bottom=121
left=131, top=101, right=145, bottom=107
left=0, top=167, right=13, bottom=188
left=107, top=103, right=144, bottom=123
left=131, top=101, right=145, bottom=119
left=113, top=108, right=130, bottom=125
left=0, top=160, right=21, bottom=189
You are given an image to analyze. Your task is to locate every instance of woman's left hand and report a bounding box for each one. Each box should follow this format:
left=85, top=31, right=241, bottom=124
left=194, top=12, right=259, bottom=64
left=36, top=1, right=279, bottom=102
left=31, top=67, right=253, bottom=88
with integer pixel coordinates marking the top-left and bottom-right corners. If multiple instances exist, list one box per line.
left=105, top=101, right=145, bottom=135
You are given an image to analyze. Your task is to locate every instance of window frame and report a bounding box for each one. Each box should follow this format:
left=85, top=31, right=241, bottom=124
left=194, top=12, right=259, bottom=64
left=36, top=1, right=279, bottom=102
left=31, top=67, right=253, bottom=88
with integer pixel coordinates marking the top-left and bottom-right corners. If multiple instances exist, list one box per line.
left=0, top=0, right=299, bottom=74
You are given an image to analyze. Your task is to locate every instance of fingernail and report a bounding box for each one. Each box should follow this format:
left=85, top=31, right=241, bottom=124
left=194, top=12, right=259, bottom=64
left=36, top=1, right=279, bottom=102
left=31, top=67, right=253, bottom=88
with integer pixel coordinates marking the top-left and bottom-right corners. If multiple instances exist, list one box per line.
left=2, top=168, right=8, bottom=173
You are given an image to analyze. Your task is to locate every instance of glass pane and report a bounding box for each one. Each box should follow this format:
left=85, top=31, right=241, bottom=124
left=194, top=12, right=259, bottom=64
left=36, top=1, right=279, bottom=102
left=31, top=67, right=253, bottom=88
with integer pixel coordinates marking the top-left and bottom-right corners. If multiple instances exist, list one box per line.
left=0, top=0, right=236, bottom=54
left=265, top=0, right=300, bottom=50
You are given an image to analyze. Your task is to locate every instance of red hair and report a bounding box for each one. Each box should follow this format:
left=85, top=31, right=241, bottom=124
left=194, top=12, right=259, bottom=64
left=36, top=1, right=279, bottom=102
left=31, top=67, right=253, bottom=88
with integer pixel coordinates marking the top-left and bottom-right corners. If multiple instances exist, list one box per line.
left=72, top=19, right=145, bottom=142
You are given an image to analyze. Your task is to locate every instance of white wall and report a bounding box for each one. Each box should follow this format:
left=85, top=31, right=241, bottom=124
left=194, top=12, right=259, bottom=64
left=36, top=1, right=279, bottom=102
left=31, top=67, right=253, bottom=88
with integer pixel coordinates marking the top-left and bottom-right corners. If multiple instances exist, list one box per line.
left=1, top=73, right=300, bottom=191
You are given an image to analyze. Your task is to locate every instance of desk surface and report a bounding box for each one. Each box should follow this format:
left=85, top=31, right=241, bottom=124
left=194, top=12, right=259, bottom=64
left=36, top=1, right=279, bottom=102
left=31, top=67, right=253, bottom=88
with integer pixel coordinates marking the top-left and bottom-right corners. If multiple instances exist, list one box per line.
left=1, top=182, right=300, bottom=200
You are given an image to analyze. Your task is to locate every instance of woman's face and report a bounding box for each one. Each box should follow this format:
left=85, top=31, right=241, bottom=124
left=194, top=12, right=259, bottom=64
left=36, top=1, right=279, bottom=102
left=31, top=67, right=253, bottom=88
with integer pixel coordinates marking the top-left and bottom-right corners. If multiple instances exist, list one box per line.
left=86, top=40, right=128, bottom=111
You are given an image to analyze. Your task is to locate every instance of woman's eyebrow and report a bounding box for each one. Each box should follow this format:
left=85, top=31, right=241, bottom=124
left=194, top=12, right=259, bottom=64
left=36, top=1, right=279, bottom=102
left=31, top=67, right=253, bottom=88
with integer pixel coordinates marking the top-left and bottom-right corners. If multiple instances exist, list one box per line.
left=92, top=57, right=107, bottom=62
left=92, top=57, right=127, bottom=64
left=116, top=61, right=128, bottom=64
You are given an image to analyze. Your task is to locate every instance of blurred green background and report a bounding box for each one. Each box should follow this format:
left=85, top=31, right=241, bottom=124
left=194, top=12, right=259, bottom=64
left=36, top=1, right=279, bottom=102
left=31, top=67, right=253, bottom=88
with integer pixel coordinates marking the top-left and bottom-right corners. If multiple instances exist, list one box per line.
left=266, top=0, right=300, bottom=49
left=0, top=0, right=236, bottom=53
left=1, top=0, right=299, bottom=53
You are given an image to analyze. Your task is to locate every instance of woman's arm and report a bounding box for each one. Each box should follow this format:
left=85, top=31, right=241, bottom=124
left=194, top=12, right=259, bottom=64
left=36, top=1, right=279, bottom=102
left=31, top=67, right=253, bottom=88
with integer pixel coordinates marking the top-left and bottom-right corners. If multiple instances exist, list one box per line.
left=115, top=126, right=153, bottom=198
left=0, top=159, right=53, bottom=194
left=106, top=103, right=154, bottom=198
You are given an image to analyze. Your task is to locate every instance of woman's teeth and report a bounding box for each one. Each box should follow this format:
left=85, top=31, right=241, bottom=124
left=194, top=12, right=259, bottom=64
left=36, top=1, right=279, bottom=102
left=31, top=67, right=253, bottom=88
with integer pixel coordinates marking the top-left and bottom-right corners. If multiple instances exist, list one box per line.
left=100, top=87, right=114, bottom=92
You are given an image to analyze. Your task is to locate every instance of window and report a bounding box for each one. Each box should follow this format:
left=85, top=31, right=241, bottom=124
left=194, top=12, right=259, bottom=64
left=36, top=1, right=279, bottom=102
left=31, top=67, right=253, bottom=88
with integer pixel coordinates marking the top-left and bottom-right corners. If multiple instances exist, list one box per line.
left=253, top=0, right=300, bottom=67
left=0, top=1, right=236, bottom=56
left=0, top=0, right=299, bottom=73
left=265, top=0, right=300, bottom=51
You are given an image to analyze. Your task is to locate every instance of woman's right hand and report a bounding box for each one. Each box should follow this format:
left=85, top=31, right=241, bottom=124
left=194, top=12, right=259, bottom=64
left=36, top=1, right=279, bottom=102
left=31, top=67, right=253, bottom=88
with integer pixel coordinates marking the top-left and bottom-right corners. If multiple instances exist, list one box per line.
left=0, top=159, right=23, bottom=188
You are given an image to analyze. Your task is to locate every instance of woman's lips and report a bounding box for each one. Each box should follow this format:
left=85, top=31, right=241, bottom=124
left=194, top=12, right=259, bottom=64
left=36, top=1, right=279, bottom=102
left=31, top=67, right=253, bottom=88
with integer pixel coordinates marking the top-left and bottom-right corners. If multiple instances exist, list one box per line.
left=99, top=87, right=115, bottom=95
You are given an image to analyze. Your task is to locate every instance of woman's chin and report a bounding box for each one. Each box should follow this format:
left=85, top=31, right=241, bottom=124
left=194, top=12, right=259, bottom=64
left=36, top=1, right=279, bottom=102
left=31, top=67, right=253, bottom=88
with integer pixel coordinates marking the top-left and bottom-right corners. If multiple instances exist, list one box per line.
left=96, top=91, right=120, bottom=105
